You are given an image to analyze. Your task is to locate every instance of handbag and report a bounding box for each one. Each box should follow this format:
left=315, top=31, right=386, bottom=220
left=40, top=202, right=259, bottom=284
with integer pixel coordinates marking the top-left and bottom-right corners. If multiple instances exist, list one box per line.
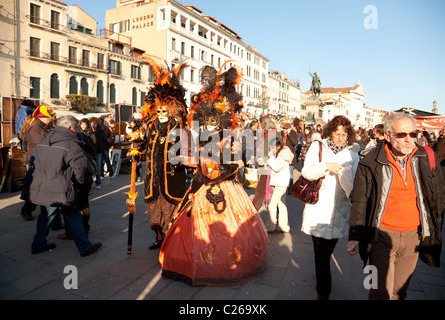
left=243, top=166, right=259, bottom=188
left=290, top=141, right=324, bottom=204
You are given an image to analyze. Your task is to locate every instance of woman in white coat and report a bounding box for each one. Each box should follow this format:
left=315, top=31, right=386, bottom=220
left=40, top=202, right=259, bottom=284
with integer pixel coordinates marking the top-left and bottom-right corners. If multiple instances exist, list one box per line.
left=258, top=137, right=294, bottom=232
left=300, top=116, right=360, bottom=300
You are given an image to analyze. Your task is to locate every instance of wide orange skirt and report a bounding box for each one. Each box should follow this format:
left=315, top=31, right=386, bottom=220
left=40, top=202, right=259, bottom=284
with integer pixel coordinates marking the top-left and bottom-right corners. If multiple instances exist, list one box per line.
left=159, top=180, right=269, bottom=286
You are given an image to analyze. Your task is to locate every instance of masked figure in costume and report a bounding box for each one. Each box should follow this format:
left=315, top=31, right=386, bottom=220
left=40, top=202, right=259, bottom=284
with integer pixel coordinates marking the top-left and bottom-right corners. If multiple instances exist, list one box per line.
left=159, top=63, right=269, bottom=286
left=141, top=59, right=189, bottom=249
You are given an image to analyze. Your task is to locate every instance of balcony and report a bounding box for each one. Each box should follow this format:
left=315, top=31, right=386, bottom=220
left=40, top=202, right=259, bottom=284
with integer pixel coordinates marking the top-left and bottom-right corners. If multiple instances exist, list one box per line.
left=26, top=50, right=107, bottom=72
left=26, top=15, right=65, bottom=35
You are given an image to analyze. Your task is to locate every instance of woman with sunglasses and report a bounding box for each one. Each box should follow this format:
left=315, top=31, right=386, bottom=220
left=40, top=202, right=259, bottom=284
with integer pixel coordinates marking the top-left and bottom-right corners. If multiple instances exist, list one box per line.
left=348, top=112, right=445, bottom=300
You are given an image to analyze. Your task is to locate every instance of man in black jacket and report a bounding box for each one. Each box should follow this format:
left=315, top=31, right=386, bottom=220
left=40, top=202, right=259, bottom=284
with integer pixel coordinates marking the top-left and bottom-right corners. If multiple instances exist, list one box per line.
left=22, top=115, right=102, bottom=257
left=347, top=112, right=445, bottom=300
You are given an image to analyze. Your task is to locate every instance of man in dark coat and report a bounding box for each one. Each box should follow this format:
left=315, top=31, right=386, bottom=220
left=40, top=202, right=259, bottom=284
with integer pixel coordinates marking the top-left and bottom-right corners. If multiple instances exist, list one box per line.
left=347, top=113, right=445, bottom=300
left=21, top=115, right=102, bottom=257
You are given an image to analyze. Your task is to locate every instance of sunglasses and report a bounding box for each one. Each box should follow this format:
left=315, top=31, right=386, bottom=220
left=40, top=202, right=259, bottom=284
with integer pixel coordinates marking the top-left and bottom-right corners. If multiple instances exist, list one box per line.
left=389, top=131, right=417, bottom=139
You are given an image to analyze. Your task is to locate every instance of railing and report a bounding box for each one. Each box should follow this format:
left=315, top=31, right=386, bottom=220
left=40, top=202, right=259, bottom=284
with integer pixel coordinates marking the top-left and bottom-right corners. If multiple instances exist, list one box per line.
left=96, top=28, right=132, bottom=46
left=26, top=50, right=107, bottom=72
left=26, top=15, right=64, bottom=33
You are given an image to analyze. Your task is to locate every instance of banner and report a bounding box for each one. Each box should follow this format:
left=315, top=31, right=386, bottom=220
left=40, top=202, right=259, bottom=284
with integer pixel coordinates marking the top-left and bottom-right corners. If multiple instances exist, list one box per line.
left=414, top=116, right=445, bottom=130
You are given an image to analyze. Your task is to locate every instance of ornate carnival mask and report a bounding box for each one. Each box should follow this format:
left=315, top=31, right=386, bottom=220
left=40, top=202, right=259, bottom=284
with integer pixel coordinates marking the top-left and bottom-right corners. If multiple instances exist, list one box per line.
left=157, top=106, right=170, bottom=123
left=205, top=115, right=219, bottom=131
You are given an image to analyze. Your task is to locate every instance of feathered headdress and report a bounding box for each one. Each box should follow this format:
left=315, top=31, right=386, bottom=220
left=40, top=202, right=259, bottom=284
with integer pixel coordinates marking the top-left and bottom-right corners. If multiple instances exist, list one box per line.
left=141, top=57, right=188, bottom=122
left=188, top=61, right=244, bottom=131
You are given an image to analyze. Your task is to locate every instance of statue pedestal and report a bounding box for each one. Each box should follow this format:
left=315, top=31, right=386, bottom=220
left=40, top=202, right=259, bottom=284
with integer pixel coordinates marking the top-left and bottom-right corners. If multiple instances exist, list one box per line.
left=303, top=96, right=325, bottom=124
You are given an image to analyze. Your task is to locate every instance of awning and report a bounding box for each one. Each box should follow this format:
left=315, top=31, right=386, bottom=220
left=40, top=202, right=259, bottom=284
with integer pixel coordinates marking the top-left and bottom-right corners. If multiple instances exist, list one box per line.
left=66, top=70, right=96, bottom=78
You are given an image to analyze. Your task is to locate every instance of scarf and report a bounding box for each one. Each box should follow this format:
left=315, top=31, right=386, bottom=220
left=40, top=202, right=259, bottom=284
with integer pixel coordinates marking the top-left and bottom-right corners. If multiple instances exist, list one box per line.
left=326, top=137, right=349, bottom=154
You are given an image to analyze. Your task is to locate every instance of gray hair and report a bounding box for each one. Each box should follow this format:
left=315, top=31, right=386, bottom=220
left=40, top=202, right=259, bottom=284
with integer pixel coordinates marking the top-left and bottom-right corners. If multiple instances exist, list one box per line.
left=383, top=112, right=417, bottom=133
left=259, top=115, right=276, bottom=131
left=57, top=115, right=79, bottom=129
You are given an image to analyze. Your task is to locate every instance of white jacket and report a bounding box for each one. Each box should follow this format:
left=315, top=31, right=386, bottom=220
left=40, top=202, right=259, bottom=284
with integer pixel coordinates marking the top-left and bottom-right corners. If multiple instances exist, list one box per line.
left=300, top=137, right=360, bottom=239
left=266, top=146, right=294, bottom=187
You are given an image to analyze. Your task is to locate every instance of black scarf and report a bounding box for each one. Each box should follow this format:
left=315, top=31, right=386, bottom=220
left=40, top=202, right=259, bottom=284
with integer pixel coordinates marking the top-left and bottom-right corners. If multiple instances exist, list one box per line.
left=326, top=137, right=349, bottom=154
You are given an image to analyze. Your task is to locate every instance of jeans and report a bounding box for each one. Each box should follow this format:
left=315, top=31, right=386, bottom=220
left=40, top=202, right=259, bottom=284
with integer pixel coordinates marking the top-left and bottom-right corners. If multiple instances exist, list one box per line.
left=95, top=153, right=103, bottom=186
left=31, top=206, right=93, bottom=254
left=102, top=149, right=113, bottom=176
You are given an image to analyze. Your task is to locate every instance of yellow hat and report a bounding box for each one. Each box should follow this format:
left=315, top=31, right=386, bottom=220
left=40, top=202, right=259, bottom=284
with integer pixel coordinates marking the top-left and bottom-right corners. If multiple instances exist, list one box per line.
left=31, top=105, right=56, bottom=124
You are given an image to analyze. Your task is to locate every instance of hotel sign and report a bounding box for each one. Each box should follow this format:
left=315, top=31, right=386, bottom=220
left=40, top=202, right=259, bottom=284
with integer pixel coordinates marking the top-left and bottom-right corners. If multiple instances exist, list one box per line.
left=132, top=14, right=155, bottom=30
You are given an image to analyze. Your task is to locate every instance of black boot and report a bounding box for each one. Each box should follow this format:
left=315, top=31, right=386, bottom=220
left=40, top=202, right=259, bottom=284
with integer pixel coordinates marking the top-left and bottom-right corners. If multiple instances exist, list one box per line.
left=149, top=231, right=163, bottom=249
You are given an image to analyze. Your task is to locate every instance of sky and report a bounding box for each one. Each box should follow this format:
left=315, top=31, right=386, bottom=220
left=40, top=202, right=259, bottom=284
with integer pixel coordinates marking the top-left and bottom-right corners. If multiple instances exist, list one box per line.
left=66, top=0, right=445, bottom=115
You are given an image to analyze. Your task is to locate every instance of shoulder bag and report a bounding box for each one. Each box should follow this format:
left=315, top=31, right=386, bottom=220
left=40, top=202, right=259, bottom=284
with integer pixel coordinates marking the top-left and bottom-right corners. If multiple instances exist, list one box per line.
left=290, top=141, right=324, bottom=204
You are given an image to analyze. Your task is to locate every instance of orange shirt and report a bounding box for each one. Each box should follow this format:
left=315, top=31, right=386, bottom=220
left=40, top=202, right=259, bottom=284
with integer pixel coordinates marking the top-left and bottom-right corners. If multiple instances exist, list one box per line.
left=380, top=145, right=420, bottom=232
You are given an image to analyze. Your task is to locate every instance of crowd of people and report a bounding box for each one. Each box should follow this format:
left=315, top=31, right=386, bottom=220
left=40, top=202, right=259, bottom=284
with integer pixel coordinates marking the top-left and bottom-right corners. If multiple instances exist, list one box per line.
left=17, top=63, right=445, bottom=299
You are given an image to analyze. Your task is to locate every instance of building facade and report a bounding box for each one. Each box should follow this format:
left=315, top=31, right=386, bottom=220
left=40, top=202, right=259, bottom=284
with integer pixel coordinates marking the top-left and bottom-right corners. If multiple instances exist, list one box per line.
left=0, top=0, right=151, bottom=114
left=105, top=0, right=270, bottom=113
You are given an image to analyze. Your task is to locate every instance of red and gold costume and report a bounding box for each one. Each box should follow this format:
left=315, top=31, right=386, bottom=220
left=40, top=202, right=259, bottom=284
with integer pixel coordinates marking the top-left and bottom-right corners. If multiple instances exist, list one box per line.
left=159, top=63, right=269, bottom=285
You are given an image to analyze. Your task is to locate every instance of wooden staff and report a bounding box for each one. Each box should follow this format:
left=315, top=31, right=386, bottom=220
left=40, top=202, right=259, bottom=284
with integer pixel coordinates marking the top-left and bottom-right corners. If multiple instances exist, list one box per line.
left=126, top=148, right=138, bottom=254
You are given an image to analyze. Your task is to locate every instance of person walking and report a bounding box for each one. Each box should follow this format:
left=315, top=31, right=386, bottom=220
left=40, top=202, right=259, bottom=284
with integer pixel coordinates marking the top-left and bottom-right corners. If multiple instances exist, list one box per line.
left=300, top=126, right=314, bottom=166
left=100, top=116, right=114, bottom=178
left=21, top=115, right=101, bottom=257
left=280, top=121, right=299, bottom=190
left=300, top=115, right=360, bottom=300
left=252, top=115, right=278, bottom=214
left=347, top=112, right=445, bottom=300
left=89, top=117, right=108, bottom=190
left=259, top=137, right=294, bottom=232
left=20, top=105, right=56, bottom=221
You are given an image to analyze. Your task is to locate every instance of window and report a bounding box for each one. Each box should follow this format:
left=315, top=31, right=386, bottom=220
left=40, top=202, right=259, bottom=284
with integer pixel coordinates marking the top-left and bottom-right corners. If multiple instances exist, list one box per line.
left=30, top=77, right=40, bottom=99
left=190, top=69, right=195, bottom=83
left=50, top=74, right=59, bottom=99
left=110, top=20, right=130, bottom=34
left=181, top=42, right=185, bottom=55
left=109, top=60, right=121, bottom=76
left=97, top=80, right=104, bottom=103
left=172, top=38, right=176, bottom=51
left=50, top=10, right=60, bottom=30
left=82, top=50, right=90, bottom=67
left=69, top=46, right=77, bottom=64
left=190, top=46, right=194, bottom=59
left=140, top=91, right=146, bottom=106
left=131, top=65, right=141, bottom=80
left=30, top=3, right=41, bottom=24
left=50, top=42, right=60, bottom=61
left=198, top=27, right=207, bottom=39
left=97, top=53, right=105, bottom=70
left=30, top=37, right=40, bottom=57
left=109, top=84, right=116, bottom=104
left=80, top=78, right=88, bottom=95
left=132, top=87, right=137, bottom=106
left=69, top=76, right=78, bottom=94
